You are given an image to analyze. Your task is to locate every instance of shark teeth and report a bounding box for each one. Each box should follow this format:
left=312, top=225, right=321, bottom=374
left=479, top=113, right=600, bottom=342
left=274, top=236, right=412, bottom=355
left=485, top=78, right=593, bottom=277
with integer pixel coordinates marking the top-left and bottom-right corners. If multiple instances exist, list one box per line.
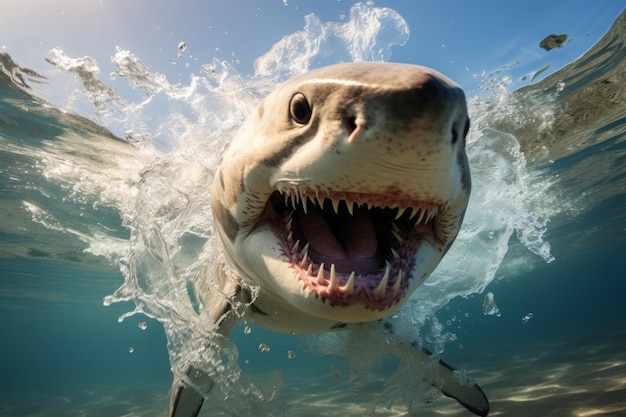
left=395, top=207, right=408, bottom=220
left=279, top=189, right=439, bottom=229
left=373, top=262, right=391, bottom=298
left=300, top=260, right=403, bottom=301
left=275, top=189, right=441, bottom=304
left=300, top=264, right=404, bottom=300
left=341, top=272, right=355, bottom=296
left=316, top=263, right=326, bottom=285
left=392, top=269, right=403, bottom=296
left=299, top=243, right=310, bottom=268
left=328, top=264, right=338, bottom=291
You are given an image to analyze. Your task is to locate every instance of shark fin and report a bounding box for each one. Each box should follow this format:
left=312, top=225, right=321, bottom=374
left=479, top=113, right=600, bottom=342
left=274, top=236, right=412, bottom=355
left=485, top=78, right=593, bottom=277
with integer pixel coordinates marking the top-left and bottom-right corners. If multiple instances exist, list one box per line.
left=422, top=346, right=490, bottom=417
left=168, top=372, right=206, bottom=417
left=438, top=359, right=489, bottom=416
left=167, top=270, right=241, bottom=417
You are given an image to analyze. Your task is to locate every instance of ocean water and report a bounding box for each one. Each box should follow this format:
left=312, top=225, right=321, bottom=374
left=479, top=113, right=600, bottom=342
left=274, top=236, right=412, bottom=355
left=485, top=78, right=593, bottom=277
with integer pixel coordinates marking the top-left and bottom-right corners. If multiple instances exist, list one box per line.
left=1, top=3, right=625, bottom=417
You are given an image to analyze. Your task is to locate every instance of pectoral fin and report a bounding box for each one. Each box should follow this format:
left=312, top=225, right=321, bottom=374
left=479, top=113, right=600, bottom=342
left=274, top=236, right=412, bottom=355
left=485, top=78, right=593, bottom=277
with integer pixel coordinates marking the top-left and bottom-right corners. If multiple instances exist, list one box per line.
left=168, top=273, right=241, bottom=417
left=420, top=346, right=490, bottom=417
left=436, top=355, right=489, bottom=416
left=168, top=370, right=206, bottom=417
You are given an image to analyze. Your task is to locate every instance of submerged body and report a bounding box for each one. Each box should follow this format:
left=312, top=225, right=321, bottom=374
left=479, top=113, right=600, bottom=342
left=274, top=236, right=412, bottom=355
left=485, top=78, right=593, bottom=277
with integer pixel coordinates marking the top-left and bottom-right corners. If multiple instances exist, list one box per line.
left=170, top=62, right=488, bottom=416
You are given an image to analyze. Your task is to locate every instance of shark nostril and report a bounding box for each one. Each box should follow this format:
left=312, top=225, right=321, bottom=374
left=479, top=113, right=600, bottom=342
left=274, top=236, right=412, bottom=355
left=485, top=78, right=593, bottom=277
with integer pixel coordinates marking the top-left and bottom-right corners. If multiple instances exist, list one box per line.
left=345, top=116, right=357, bottom=135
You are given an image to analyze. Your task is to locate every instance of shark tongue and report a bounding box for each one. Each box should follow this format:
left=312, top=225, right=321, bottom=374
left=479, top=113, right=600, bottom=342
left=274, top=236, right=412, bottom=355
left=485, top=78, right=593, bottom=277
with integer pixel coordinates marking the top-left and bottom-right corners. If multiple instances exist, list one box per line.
left=298, top=209, right=382, bottom=274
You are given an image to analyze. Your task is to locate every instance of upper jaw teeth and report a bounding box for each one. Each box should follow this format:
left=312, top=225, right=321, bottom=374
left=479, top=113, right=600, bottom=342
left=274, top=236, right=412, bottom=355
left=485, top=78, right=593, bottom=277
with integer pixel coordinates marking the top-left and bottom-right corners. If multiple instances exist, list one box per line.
left=280, top=188, right=439, bottom=225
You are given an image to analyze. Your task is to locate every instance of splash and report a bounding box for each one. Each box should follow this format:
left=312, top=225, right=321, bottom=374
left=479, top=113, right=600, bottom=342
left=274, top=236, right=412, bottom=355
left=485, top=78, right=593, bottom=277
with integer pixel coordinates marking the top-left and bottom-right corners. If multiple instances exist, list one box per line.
left=26, top=2, right=553, bottom=414
left=254, top=2, right=409, bottom=80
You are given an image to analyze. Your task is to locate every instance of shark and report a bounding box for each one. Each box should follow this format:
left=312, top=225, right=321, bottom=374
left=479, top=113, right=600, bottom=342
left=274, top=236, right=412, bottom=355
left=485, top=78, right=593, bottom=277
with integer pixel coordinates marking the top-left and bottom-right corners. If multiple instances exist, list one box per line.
left=169, top=62, right=489, bottom=417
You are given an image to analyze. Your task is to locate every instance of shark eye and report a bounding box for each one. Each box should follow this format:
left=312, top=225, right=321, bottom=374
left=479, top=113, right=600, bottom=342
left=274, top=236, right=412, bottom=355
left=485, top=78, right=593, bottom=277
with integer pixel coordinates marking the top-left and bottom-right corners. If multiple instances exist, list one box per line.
left=289, top=93, right=311, bottom=124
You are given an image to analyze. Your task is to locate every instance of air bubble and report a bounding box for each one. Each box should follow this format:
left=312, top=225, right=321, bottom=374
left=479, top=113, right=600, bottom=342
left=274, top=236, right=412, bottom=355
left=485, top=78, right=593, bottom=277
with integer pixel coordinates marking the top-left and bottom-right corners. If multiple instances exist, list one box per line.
left=244, top=326, right=251, bottom=335
left=287, top=350, right=296, bottom=360
left=178, top=42, right=186, bottom=52
left=521, top=312, right=534, bottom=324
left=138, top=321, right=147, bottom=330
left=258, top=343, right=270, bottom=353
left=129, top=347, right=134, bottom=353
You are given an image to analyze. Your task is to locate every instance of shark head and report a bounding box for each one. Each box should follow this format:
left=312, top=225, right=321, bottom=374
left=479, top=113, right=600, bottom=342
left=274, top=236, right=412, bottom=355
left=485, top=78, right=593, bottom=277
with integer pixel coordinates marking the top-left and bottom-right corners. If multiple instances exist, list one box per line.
left=211, top=62, right=470, bottom=329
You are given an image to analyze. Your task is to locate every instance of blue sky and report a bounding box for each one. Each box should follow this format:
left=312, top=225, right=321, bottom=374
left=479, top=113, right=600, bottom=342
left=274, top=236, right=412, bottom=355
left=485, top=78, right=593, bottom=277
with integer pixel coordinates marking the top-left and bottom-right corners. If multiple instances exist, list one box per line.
left=1, top=0, right=623, bottom=93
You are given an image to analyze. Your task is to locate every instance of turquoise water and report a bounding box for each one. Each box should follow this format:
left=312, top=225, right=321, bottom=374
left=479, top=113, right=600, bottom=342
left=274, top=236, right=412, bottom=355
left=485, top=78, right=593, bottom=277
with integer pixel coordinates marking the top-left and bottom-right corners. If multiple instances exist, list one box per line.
left=1, top=4, right=625, bottom=417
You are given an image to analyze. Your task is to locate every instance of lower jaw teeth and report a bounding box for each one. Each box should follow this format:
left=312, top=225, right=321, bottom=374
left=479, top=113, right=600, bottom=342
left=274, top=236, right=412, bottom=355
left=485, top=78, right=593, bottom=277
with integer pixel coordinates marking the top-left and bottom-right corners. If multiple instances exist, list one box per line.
left=341, top=272, right=355, bottom=296
left=372, top=261, right=391, bottom=297
left=304, top=260, right=403, bottom=299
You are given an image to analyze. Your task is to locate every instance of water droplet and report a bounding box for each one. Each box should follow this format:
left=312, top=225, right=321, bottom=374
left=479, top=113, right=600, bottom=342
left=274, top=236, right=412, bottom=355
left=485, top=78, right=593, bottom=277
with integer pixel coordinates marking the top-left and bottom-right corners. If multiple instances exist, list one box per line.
left=287, top=350, right=296, bottom=360
left=178, top=42, right=186, bottom=52
left=258, top=343, right=270, bottom=353
left=244, top=326, right=251, bottom=335
left=128, top=347, right=134, bottom=353
left=170, top=59, right=176, bottom=65
left=482, top=292, right=501, bottom=317
left=138, top=321, right=147, bottom=330
left=521, top=312, right=534, bottom=324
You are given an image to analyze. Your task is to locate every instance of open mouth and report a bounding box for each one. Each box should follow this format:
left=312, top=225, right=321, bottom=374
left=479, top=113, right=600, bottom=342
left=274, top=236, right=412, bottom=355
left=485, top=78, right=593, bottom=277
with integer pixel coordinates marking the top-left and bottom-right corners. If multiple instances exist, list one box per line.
left=262, top=190, right=441, bottom=310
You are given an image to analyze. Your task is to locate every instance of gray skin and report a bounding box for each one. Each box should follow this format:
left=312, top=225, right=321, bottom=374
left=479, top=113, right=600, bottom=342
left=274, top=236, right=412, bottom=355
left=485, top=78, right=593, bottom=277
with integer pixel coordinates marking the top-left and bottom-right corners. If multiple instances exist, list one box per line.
left=169, top=62, right=488, bottom=417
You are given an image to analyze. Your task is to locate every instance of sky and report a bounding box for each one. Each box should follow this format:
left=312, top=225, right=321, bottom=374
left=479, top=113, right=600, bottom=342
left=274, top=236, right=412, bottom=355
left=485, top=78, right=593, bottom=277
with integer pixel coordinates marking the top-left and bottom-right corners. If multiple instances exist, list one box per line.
left=1, top=0, right=623, bottom=94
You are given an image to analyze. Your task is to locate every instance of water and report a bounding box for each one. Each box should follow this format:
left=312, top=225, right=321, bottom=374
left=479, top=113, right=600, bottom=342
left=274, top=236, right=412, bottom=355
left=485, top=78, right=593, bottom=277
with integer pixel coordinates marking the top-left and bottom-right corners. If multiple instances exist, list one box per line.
left=1, top=3, right=625, bottom=416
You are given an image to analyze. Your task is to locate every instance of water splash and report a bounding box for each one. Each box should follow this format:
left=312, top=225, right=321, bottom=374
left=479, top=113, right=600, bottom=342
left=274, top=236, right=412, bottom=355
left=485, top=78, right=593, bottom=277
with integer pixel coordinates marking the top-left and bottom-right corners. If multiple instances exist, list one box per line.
left=254, top=2, right=409, bottom=81
left=22, top=2, right=554, bottom=414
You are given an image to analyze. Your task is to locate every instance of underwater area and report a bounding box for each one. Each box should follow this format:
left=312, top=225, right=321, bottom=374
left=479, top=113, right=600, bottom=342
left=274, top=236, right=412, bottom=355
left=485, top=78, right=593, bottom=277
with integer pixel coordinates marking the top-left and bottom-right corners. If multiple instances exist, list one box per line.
left=1, top=1, right=625, bottom=416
